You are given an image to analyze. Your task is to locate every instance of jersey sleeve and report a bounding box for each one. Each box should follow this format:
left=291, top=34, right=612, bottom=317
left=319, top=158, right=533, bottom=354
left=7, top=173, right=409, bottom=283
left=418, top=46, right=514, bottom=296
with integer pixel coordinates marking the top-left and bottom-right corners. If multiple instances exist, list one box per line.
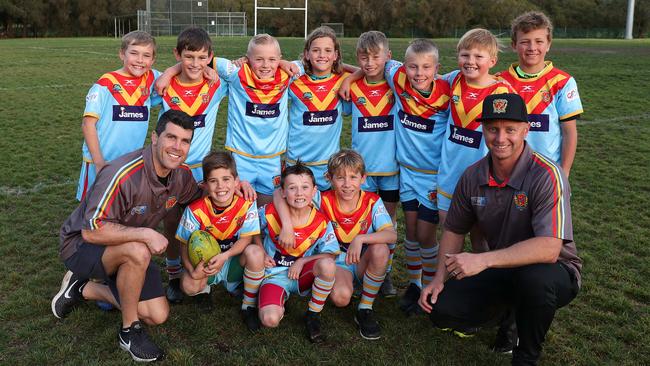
left=176, top=206, right=200, bottom=244
left=371, top=198, right=394, bottom=232
left=530, top=164, right=574, bottom=242
left=316, top=221, right=340, bottom=255
left=177, top=169, right=201, bottom=205
left=384, top=59, right=402, bottom=89
left=291, top=60, right=305, bottom=80
left=441, top=70, right=460, bottom=86
left=149, top=69, right=163, bottom=107
left=81, top=166, right=130, bottom=231
left=312, top=190, right=322, bottom=210
left=214, top=57, right=240, bottom=80
left=238, top=201, right=261, bottom=237
left=556, top=77, right=583, bottom=121
left=83, top=83, right=107, bottom=120
left=444, top=169, right=477, bottom=235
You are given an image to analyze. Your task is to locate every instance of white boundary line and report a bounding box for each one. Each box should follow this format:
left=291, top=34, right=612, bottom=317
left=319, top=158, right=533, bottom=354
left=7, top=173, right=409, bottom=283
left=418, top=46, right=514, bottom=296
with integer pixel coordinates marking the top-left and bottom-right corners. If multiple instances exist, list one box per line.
left=0, top=180, right=75, bottom=196
left=0, top=84, right=88, bottom=91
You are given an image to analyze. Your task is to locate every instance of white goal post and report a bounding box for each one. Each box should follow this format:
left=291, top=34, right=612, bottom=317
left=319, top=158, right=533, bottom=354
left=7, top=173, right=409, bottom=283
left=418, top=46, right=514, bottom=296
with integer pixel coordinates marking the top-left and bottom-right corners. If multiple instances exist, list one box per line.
left=321, top=23, right=343, bottom=37
left=254, top=0, right=308, bottom=39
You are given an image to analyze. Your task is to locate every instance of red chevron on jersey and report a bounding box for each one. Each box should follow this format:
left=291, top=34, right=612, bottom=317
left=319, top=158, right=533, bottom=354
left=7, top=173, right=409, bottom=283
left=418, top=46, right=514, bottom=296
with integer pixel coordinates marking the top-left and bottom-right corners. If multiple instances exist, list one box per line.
left=265, top=203, right=329, bottom=258
left=450, top=74, right=515, bottom=130
left=499, top=63, right=570, bottom=115
left=392, top=66, right=450, bottom=118
left=350, top=79, right=394, bottom=116
left=96, top=71, right=154, bottom=106
left=319, top=190, right=379, bottom=244
left=187, top=195, right=252, bottom=241
left=238, top=63, right=290, bottom=104
left=290, top=73, right=348, bottom=111
left=163, top=77, right=220, bottom=116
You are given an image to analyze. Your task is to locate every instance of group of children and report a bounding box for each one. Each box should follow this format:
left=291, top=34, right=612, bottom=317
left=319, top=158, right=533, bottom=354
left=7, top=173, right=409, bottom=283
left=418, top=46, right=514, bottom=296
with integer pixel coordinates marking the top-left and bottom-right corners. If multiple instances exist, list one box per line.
left=73, top=10, right=582, bottom=343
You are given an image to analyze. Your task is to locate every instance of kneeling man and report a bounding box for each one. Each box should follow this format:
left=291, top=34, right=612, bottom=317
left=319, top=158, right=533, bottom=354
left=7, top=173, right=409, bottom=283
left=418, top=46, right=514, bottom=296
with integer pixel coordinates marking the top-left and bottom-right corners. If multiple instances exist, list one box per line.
left=419, top=93, right=581, bottom=366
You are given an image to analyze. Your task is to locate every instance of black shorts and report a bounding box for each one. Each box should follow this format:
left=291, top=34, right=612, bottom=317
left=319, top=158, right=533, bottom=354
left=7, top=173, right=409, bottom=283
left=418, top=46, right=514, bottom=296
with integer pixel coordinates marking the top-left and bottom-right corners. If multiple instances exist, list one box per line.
left=401, top=199, right=440, bottom=224
left=378, top=189, right=400, bottom=203
left=64, top=242, right=164, bottom=304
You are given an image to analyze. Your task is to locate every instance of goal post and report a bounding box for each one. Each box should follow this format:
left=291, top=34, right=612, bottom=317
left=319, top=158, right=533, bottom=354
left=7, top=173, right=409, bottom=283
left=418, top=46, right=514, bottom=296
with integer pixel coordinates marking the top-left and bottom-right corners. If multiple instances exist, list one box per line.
left=321, top=23, right=344, bottom=37
left=254, top=0, right=308, bottom=39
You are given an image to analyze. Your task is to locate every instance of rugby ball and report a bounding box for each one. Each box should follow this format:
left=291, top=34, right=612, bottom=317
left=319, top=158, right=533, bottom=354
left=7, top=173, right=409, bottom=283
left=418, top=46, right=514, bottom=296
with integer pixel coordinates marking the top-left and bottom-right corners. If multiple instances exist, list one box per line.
left=188, top=230, right=221, bottom=268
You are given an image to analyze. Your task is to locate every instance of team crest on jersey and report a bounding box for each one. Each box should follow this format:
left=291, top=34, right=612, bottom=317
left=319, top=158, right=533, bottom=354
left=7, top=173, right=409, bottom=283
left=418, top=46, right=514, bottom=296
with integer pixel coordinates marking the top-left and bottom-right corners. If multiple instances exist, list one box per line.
left=236, top=215, right=245, bottom=227
left=272, top=175, right=281, bottom=187
left=359, top=219, right=369, bottom=232
left=400, top=91, right=411, bottom=100
left=201, top=93, right=210, bottom=104
left=452, top=95, right=460, bottom=104
left=165, top=196, right=178, bottom=209
left=513, top=191, right=528, bottom=211
left=540, top=89, right=551, bottom=103
left=170, top=96, right=181, bottom=105
left=302, top=92, right=313, bottom=100
left=139, top=86, right=149, bottom=96
left=112, top=84, right=123, bottom=93
left=356, top=96, right=367, bottom=105
left=492, top=99, right=508, bottom=114
left=427, top=190, right=437, bottom=203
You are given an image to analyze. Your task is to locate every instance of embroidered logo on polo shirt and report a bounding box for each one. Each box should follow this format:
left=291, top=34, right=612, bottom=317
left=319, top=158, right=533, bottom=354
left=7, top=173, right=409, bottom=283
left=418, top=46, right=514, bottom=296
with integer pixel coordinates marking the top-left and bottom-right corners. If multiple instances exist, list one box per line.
left=130, top=205, right=147, bottom=215
left=513, top=191, right=528, bottom=211
left=471, top=197, right=487, bottom=206
left=165, top=196, right=178, bottom=209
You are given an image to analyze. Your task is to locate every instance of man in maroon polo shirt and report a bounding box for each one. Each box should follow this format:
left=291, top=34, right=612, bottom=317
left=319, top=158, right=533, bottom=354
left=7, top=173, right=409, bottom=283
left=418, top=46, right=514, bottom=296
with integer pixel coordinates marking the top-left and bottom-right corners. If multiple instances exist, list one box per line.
left=52, top=109, right=201, bottom=362
left=419, top=93, right=581, bottom=366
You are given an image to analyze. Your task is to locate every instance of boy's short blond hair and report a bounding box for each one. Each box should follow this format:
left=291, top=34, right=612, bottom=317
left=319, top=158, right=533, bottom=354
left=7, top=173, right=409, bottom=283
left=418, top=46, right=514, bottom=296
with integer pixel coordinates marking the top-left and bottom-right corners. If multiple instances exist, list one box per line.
left=356, top=31, right=390, bottom=55
left=247, top=33, right=281, bottom=56
left=405, top=39, right=439, bottom=62
left=511, top=11, right=554, bottom=43
left=121, top=30, right=156, bottom=56
left=327, top=149, right=366, bottom=177
left=456, top=28, right=500, bottom=59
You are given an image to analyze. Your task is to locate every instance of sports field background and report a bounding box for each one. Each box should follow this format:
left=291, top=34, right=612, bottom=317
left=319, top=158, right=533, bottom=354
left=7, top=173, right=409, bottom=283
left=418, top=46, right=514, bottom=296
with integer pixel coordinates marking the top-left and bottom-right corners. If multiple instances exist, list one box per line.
left=1, top=37, right=649, bottom=364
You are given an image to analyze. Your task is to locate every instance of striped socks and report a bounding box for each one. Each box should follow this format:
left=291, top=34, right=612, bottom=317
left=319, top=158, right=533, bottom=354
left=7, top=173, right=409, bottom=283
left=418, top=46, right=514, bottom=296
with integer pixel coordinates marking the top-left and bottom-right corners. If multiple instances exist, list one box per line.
left=242, top=268, right=265, bottom=310
left=404, top=238, right=422, bottom=288
left=421, top=245, right=438, bottom=286
left=166, top=257, right=183, bottom=280
left=308, top=276, right=335, bottom=313
left=358, top=270, right=386, bottom=310
left=386, top=242, right=396, bottom=273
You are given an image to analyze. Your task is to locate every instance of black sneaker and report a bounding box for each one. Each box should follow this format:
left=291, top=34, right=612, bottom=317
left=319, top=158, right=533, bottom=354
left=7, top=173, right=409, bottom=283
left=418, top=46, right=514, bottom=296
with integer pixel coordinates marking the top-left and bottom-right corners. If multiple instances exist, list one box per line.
left=379, top=273, right=397, bottom=298
left=354, top=309, right=381, bottom=340
left=492, top=320, right=518, bottom=354
left=399, top=283, right=421, bottom=314
left=241, top=306, right=261, bottom=332
left=304, top=311, right=324, bottom=343
left=51, top=270, right=86, bottom=319
left=165, top=278, right=183, bottom=304
left=118, top=321, right=165, bottom=362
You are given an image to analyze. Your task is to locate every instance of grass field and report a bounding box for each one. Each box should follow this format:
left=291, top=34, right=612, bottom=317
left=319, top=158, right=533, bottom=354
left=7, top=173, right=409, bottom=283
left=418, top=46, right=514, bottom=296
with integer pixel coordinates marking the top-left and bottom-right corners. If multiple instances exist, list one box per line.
left=1, top=36, right=649, bottom=365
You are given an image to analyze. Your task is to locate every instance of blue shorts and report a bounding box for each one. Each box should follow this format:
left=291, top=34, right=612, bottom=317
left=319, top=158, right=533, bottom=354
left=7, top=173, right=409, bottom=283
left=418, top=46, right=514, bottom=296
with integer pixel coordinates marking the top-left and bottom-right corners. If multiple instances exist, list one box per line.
left=437, top=191, right=453, bottom=212
left=363, top=175, right=400, bottom=192
left=232, top=153, right=282, bottom=196
left=206, top=255, right=244, bottom=294
left=260, top=258, right=319, bottom=305
left=76, top=160, right=97, bottom=201
left=399, top=165, right=438, bottom=210
left=286, top=162, right=330, bottom=191
left=335, top=252, right=362, bottom=283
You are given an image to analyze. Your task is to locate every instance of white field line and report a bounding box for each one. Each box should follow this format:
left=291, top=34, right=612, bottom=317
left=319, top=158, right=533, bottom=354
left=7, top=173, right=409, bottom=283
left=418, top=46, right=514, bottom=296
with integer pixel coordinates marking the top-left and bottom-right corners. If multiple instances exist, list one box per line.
left=0, top=179, right=75, bottom=197
left=26, top=46, right=115, bottom=56
left=0, top=84, right=88, bottom=91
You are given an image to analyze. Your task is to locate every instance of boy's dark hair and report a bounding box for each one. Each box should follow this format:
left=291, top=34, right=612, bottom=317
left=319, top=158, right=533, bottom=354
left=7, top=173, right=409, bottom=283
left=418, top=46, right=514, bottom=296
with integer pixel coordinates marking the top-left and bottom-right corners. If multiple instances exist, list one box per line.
left=301, top=26, right=342, bottom=75
left=155, top=109, right=195, bottom=137
left=202, top=151, right=238, bottom=179
left=511, top=11, right=554, bottom=43
left=281, top=161, right=315, bottom=188
left=176, top=26, right=213, bottom=55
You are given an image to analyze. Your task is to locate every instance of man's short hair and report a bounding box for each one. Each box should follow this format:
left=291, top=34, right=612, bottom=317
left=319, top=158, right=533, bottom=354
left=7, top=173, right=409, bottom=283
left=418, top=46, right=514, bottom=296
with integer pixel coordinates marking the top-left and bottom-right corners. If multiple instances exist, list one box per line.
left=281, top=161, right=315, bottom=188
left=356, top=31, right=390, bottom=55
left=121, top=30, right=156, bottom=57
left=327, top=149, right=366, bottom=177
left=405, top=38, right=439, bottom=62
left=511, top=11, right=554, bottom=43
left=457, top=28, right=500, bottom=59
left=155, top=109, right=195, bottom=137
left=176, top=26, right=212, bottom=55
left=247, top=33, right=281, bottom=56
left=202, top=151, right=238, bottom=179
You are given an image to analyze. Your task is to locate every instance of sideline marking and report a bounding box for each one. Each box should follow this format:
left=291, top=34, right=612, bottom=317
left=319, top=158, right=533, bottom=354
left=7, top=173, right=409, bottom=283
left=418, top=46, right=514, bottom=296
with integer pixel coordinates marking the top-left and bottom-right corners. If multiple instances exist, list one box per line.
left=0, top=180, right=75, bottom=196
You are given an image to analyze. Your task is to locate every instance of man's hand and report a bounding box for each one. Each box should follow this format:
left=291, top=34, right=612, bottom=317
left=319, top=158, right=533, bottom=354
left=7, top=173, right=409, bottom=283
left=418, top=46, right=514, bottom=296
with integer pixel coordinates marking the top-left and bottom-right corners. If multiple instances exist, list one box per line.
left=236, top=180, right=257, bottom=201
left=345, top=237, right=364, bottom=265
left=278, top=226, right=295, bottom=249
left=145, top=230, right=169, bottom=255
left=288, top=258, right=305, bottom=280
left=444, top=252, right=488, bottom=280
left=419, top=278, right=444, bottom=313
left=205, top=253, right=229, bottom=275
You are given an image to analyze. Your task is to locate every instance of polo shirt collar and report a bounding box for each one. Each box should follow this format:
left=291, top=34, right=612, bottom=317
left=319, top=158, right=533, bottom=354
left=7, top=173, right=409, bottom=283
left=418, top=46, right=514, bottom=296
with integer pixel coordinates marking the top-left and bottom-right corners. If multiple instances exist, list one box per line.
left=479, top=143, right=533, bottom=190
left=143, top=146, right=172, bottom=194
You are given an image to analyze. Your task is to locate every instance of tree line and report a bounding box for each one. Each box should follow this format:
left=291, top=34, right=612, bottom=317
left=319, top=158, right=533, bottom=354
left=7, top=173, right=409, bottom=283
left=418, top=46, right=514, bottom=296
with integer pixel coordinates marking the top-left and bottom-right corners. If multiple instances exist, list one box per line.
left=1, top=0, right=648, bottom=38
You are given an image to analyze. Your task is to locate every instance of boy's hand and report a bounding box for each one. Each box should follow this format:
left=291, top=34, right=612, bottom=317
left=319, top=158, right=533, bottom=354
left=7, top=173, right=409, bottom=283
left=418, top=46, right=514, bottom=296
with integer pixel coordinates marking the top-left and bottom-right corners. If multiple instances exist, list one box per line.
left=190, top=260, right=208, bottom=280
left=264, top=254, right=276, bottom=268
left=288, top=258, right=305, bottom=280
left=338, top=77, right=352, bottom=101
left=231, top=56, right=248, bottom=68
left=278, top=226, right=295, bottom=249
left=203, top=66, right=218, bottom=87
left=279, top=60, right=300, bottom=77
left=205, top=253, right=229, bottom=275
left=345, top=237, right=364, bottom=265
left=236, top=180, right=257, bottom=201
left=154, top=72, right=173, bottom=96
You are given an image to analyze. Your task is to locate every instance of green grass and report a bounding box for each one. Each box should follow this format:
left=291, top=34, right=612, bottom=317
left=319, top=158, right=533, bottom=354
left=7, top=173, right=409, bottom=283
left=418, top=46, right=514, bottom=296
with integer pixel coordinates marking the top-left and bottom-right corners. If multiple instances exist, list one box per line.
left=1, top=36, right=649, bottom=365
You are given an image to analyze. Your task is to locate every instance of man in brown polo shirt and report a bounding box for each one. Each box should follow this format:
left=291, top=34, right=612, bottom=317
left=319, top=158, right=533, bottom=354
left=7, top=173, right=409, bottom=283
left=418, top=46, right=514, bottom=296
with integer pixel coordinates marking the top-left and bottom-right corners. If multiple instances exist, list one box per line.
left=419, top=93, right=581, bottom=366
left=52, top=109, right=201, bottom=362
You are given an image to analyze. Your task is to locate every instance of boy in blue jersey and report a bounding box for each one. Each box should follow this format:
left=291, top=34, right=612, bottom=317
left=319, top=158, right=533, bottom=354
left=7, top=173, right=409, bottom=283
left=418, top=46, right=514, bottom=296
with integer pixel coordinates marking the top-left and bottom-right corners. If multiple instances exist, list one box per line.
left=175, top=151, right=265, bottom=331
left=498, top=12, right=583, bottom=176
left=341, top=31, right=400, bottom=296
left=256, top=163, right=339, bottom=343
left=76, top=31, right=160, bottom=201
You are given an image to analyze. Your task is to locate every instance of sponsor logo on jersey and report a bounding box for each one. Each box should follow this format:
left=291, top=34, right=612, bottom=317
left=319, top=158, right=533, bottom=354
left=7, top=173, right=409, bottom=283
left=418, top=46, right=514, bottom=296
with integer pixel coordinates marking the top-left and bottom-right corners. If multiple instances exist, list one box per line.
left=170, top=96, right=181, bottom=105
left=112, top=84, right=123, bottom=93
left=521, top=85, right=535, bottom=93
left=184, top=90, right=194, bottom=96
left=527, top=114, right=550, bottom=132
left=316, top=85, right=328, bottom=92
left=398, top=110, right=434, bottom=133
left=492, top=99, right=508, bottom=114
left=356, top=96, right=367, bottom=105
left=358, top=115, right=394, bottom=132
left=180, top=215, right=196, bottom=232
left=369, top=90, right=381, bottom=97
left=124, top=79, right=136, bottom=86
left=130, top=205, right=147, bottom=215
left=165, top=196, right=178, bottom=209
left=303, top=110, right=338, bottom=126
left=245, top=101, right=280, bottom=119
left=513, top=191, right=528, bottom=211
left=302, top=92, right=313, bottom=100
left=566, top=88, right=579, bottom=102
left=448, top=125, right=482, bottom=149
left=192, top=114, right=207, bottom=128
left=471, top=196, right=487, bottom=206
left=86, top=92, right=99, bottom=103
left=274, top=252, right=298, bottom=267
left=112, top=105, right=148, bottom=121
left=217, top=237, right=236, bottom=252
left=467, top=92, right=479, bottom=100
